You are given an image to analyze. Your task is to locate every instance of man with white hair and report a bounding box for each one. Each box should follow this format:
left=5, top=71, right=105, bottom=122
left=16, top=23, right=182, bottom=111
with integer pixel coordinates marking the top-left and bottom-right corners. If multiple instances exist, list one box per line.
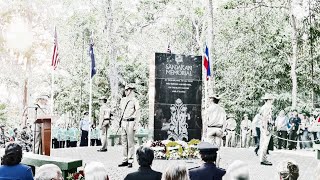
left=84, top=162, right=109, bottom=180
left=225, top=160, right=249, bottom=180
left=35, top=164, right=63, bottom=180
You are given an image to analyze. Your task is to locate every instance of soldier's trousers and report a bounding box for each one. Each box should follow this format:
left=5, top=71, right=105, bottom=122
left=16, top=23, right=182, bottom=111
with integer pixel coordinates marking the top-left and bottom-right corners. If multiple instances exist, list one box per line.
left=101, top=125, right=109, bottom=150
left=225, top=130, right=236, bottom=147
left=241, top=131, right=251, bottom=148
left=121, top=121, right=135, bottom=163
left=259, top=128, right=271, bottom=162
left=206, top=127, right=223, bottom=148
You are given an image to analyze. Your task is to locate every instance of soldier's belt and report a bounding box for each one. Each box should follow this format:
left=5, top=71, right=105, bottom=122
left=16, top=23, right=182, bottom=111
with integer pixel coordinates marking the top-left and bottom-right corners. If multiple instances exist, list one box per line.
left=226, top=129, right=235, bottom=131
left=208, top=125, right=222, bottom=128
left=124, top=118, right=135, bottom=121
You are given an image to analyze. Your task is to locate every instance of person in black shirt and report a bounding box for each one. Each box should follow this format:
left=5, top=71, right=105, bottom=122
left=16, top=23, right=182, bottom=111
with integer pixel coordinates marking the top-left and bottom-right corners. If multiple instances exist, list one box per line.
left=288, top=110, right=301, bottom=150
left=124, top=146, right=162, bottom=180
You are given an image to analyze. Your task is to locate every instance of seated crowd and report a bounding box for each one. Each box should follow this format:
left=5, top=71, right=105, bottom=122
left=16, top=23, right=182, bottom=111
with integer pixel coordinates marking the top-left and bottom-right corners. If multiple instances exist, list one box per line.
left=0, top=142, right=307, bottom=180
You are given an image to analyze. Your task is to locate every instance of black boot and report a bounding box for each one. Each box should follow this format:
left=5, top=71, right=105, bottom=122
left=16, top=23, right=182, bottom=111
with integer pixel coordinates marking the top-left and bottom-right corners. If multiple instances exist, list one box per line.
left=118, top=162, right=129, bottom=167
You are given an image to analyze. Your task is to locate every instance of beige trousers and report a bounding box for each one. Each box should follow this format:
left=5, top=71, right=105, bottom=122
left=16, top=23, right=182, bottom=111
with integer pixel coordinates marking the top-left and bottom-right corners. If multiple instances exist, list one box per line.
left=121, top=121, right=135, bottom=163
left=101, top=125, right=109, bottom=150
left=206, top=127, right=223, bottom=147
left=259, top=128, right=271, bottom=162
left=225, top=130, right=236, bottom=147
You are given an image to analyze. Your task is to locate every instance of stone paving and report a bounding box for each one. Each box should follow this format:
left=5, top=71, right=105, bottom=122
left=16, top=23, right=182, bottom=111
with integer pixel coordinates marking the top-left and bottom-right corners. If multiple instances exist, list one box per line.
left=50, top=146, right=319, bottom=180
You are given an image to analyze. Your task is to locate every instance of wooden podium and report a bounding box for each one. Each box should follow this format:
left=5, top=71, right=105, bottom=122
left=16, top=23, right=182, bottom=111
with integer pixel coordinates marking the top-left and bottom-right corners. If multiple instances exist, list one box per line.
left=35, top=116, right=51, bottom=156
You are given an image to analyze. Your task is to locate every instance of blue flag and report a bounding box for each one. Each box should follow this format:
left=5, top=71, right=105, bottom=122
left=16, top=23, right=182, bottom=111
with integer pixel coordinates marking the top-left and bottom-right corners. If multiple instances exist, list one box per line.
left=89, top=43, right=96, bottom=78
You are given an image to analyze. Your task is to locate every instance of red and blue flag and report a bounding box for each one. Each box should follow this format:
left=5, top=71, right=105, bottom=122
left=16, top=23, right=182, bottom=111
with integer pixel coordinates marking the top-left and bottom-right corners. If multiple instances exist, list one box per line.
left=203, top=45, right=211, bottom=80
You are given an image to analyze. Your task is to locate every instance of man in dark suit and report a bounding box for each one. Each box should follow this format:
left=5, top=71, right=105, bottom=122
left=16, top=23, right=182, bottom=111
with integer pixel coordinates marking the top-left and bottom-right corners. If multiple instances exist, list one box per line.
left=124, top=146, right=162, bottom=180
left=189, top=142, right=226, bottom=180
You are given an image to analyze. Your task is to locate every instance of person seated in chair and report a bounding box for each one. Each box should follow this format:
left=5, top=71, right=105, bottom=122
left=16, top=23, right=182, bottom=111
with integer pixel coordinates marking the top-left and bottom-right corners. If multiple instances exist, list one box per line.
left=0, top=142, right=33, bottom=180
left=124, top=146, right=162, bottom=180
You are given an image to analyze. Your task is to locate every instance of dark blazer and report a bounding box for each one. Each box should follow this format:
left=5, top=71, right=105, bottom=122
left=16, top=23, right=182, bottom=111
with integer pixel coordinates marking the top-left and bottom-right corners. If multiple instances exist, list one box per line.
left=189, top=162, right=226, bottom=180
left=124, top=166, right=162, bottom=180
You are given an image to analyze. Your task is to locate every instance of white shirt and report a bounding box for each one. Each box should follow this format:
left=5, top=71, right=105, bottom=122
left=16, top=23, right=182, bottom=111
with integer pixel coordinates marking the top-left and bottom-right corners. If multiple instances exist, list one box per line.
left=80, top=117, right=90, bottom=131
left=240, top=119, right=252, bottom=131
left=206, top=103, right=226, bottom=127
left=259, top=103, right=272, bottom=130
left=276, top=116, right=288, bottom=131
left=226, top=118, right=237, bottom=130
left=252, top=114, right=261, bottom=128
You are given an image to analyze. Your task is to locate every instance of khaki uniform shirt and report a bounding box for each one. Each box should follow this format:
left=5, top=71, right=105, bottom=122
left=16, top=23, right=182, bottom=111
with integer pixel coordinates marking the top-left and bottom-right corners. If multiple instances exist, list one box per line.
left=259, top=103, right=272, bottom=130
left=203, top=103, right=226, bottom=137
left=120, top=94, right=140, bottom=130
left=226, top=118, right=237, bottom=131
left=120, top=95, right=140, bottom=121
left=99, top=104, right=111, bottom=128
left=240, top=119, right=252, bottom=132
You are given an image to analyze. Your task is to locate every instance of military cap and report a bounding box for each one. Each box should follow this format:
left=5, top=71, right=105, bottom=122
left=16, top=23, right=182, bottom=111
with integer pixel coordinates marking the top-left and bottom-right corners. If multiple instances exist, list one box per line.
left=197, top=142, right=218, bottom=154
left=228, top=114, right=235, bottom=118
left=243, top=113, right=248, bottom=117
left=261, top=93, right=274, bottom=100
left=125, top=83, right=135, bottom=90
left=37, top=94, right=49, bottom=101
left=99, top=96, right=107, bottom=100
left=83, top=111, right=89, bottom=115
left=5, top=142, right=22, bottom=155
left=209, top=94, right=221, bottom=99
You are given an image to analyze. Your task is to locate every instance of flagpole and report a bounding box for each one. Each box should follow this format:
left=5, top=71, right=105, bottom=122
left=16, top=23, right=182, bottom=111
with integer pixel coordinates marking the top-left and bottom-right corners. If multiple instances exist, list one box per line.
left=51, top=68, right=54, bottom=116
left=88, top=74, right=92, bottom=147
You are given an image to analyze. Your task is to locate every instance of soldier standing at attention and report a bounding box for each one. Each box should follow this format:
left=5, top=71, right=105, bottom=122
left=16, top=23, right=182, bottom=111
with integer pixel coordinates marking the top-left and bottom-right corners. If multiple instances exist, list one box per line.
left=118, top=83, right=140, bottom=168
left=189, top=142, right=226, bottom=180
left=225, top=114, right=237, bottom=147
left=97, top=96, right=111, bottom=152
left=240, top=114, right=252, bottom=148
left=203, top=94, right=226, bottom=148
left=259, top=94, right=274, bottom=166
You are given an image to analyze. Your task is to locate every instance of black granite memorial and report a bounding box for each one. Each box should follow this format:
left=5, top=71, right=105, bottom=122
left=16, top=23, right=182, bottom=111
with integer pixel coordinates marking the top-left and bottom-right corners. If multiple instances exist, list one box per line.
left=154, top=53, right=202, bottom=141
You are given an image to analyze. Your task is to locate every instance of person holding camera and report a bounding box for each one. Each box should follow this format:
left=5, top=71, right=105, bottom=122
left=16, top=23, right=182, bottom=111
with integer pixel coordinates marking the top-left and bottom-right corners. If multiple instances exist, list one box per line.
left=97, top=96, right=112, bottom=152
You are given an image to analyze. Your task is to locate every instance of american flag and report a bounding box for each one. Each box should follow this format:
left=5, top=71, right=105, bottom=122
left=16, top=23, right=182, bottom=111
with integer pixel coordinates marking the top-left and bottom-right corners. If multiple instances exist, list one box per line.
left=51, top=27, right=59, bottom=70
left=203, top=45, right=211, bottom=81
left=167, top=43, right=171, bottom=54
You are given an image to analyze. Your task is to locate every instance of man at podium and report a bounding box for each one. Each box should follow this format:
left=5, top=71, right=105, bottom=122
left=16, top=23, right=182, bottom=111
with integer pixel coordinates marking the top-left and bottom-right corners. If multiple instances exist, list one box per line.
left=33, top=94, right=50, bottom=154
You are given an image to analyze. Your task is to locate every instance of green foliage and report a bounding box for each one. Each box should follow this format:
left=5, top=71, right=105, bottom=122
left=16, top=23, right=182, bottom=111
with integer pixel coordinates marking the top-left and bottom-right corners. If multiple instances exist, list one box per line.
left=0, top=103, right=7, bottom=125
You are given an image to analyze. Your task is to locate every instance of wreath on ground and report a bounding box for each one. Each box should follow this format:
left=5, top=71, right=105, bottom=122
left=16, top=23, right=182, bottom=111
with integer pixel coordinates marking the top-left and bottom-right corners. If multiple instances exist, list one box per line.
left=150, top=139, right=200, bottom=159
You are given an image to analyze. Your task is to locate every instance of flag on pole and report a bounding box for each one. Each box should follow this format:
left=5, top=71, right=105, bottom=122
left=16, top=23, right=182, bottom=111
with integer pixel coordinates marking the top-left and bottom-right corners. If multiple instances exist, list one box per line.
left=167, top=43, right=172, bottom=54
left=51, top=27, right=59, bottom=70
left=203, top=45, right=211, bottom=81
left=89, top=42, right=96, bottom=78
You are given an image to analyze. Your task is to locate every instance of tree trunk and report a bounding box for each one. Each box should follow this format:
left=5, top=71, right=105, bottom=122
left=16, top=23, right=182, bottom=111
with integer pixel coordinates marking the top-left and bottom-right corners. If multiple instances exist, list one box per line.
left=290, top=3, right=298, bottom=109
left=105, top=0, right=119, bottom=106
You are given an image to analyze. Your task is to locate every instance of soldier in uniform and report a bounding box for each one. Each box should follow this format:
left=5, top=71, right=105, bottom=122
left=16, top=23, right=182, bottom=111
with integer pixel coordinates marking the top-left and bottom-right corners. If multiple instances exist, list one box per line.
left=259, top=93, right=274, bottom=166
left=225, top=114, right=237, bottom=147
left=118, top=83, right=140, bottom=168
left=97, top=96, right=111, bottom=152
left=240, top=114, right=252, bottom=148
left=203, top=94, right=226, bottom=148
left=189, top=142, right=226, bottom=180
